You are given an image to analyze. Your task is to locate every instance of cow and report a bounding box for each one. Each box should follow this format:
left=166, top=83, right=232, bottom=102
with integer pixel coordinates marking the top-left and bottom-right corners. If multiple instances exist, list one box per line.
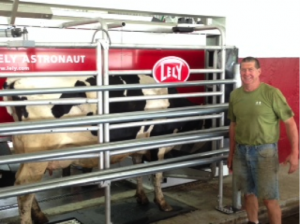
left=2, top=74, right=204, bottom=224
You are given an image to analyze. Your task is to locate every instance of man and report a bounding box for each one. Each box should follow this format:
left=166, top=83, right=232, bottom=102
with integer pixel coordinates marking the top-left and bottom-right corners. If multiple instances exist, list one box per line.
left=227, top=57, right=299, bottom=224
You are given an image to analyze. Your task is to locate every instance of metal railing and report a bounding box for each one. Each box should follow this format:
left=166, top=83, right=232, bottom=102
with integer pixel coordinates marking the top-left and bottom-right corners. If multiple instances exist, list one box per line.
left=0, top=15, right=236, bottom=224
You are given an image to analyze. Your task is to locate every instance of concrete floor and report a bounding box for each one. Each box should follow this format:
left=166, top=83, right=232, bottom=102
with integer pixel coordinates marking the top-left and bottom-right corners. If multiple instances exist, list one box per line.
left=151, top=164, right=299, bottom=224
left=0, top=164, right=298, bottom=224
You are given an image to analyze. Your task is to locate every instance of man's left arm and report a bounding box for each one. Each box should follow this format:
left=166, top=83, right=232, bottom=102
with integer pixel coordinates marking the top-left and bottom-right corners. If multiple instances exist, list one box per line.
left=283, top=117, right=299, bottom=174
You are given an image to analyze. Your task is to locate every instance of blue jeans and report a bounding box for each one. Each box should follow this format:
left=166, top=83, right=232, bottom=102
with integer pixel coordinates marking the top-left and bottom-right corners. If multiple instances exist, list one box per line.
left=233, top=143, right=280, bottom=200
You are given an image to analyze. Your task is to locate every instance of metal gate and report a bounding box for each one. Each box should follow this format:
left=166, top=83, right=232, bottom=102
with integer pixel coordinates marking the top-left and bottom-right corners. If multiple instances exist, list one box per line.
left=0, top=12, right=240, bottom=224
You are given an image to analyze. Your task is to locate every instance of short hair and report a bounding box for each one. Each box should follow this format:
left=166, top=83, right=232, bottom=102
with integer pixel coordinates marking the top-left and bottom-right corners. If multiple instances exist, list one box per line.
left=240, top=57, right=261, bottom=69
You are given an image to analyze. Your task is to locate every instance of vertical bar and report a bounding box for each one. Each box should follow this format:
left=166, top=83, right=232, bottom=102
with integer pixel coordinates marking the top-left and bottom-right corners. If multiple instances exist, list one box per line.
left=218, top=33, right=226, bottom=208
left=212, top=47, right=218, bottom=126
left=10, top=0, right=19, bottom=25
left=211, top=48, right=218, bottom=174
left=204, top=50, right=209, bottom=100
left=233, top=189, right=242, bottom=210
left=96, top=41, right=104, bottom=171
left=234, top=63, right=242, bottom=89
left=232, top=63, right=242, bottom=210
left=101, top=23, right=112, bottom=224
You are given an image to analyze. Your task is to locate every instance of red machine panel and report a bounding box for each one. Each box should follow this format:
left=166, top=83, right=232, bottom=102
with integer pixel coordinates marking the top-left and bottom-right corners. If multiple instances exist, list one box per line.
left=0, top=48, right=206, bottom=124
left=258, top=58, right=299, bottom=163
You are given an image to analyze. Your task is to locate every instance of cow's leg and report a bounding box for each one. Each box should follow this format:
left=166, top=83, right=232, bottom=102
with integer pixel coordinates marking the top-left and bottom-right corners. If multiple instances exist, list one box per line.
left=15, top=162, right=48, bottom=224
left=153, top=172, right=172, bottom=211
left=132, top=154, right=149, bottom=205
left=153, top=147, right=173, bottom=211
left=31, top=196, right=48, bottom=224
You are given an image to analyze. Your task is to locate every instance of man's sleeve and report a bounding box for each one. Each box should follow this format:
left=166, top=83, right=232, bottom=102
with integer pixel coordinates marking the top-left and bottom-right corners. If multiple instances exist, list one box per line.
left=227, top=92, right=236, bottom=122
left=272, top=89, right=294, bottom=121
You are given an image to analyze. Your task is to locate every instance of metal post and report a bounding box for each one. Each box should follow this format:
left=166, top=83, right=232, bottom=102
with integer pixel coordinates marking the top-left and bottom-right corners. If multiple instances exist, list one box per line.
left=204, top=50, right=209, bottom=104
left=234, top=64, right=242, bottom=89
left=208, top=49, right=218, bottom=179
left=10, top=0, right=19, bottom=25
left=232, top=63, right=242, bottom=211
left=218, top=32, right=226, bottom=209
left=212, top=47, right=218, bottom=144
left=101, top=22, right=112, bottom=224
left=96, top=40, right=104, bottom=173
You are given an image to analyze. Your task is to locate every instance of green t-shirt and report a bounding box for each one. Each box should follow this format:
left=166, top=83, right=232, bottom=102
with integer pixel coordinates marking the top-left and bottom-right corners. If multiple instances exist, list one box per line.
left=228, top=83, right=294, bottom=145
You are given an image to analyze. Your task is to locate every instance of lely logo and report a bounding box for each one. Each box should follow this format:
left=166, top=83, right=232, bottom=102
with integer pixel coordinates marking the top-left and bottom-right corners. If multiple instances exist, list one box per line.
left=152, top=56, right=190, bottom=83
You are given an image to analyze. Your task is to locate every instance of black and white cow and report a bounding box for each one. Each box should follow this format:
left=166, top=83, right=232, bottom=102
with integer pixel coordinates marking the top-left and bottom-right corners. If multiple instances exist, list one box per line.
left=3, top=74, right=204, bottom=224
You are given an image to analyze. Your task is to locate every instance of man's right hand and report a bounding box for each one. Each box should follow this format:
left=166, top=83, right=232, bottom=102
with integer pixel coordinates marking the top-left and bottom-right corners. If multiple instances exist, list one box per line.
left=228, top=122, right=236, bottom=172
left=227, top=154, right=233, bottom=172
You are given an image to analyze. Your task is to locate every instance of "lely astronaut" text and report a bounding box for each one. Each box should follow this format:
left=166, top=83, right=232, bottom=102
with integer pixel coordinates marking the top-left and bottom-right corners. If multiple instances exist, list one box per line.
left=0, top=54, right=86, bottom=64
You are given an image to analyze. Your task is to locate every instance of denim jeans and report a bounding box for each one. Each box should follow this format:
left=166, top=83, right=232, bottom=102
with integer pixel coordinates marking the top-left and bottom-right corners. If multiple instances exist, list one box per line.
left=233, top=143, right=279, bottom=200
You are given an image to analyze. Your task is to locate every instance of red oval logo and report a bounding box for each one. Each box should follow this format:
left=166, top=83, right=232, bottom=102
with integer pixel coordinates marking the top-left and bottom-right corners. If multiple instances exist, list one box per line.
left=152, top=56, right=190, bottom=83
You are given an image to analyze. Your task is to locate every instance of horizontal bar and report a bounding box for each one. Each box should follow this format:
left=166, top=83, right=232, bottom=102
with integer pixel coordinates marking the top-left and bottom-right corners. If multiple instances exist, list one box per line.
left=110, top=44, right=237, bottom=50
left=61, top=20, right=125, bottom=30
left=0, top=98, right=98, bottom=107
left=110, top=44, right=223, bottom=50
left=0, top=126, right=228, bottom=165
left=190, top=69, right=223, bottom=73
left=0, top=104, right=228, bottom=133
left=0, top=126, right=98, bottom=136
left=39, top=136, right=223, bottom=161
left=109, top=91, right=222, bottom=103
left=0, top=153, right=228, bottom=199
left=107, top=22, right=126, bottom=29
left=108, top=68, right=223, bottom=75
left=0, top=43, right=236, bottom=50
left=0, top=71, right=97, bottom=78
left=194, top=25, right=224, bottom=32
left=0, top=79, right=235, bottom=96
left=60, top=18, right=177, bottom=30
left=0, top=1, right=223, bottom=20
left=60, top=19, right=100, bottom=28
left=0, top=42, right=98, bottom=48
left=110, top=114, right=221, bottom=130
left=0, top=68, right=222, bottom=79
left=111, top=136, right=223, bottom=156
left=60, top=17, right=117, bottom=28
left=0, top=114, right=222, bottom=136
left=0, top=91, right=222, bottom=107
left=109, top=70, right=153, bottom=75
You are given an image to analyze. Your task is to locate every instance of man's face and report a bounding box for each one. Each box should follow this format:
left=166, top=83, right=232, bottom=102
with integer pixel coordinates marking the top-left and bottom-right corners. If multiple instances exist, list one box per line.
left=240, top=61, right=261, bottom=85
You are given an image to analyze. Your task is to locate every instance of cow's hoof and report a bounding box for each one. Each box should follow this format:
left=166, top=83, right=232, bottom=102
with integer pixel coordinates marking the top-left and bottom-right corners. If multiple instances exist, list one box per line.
left=135, top=192, right=149, bottom=205
left=32, top=212, right=49, bottom=224
left=154, top=198, right=173, bottom=212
